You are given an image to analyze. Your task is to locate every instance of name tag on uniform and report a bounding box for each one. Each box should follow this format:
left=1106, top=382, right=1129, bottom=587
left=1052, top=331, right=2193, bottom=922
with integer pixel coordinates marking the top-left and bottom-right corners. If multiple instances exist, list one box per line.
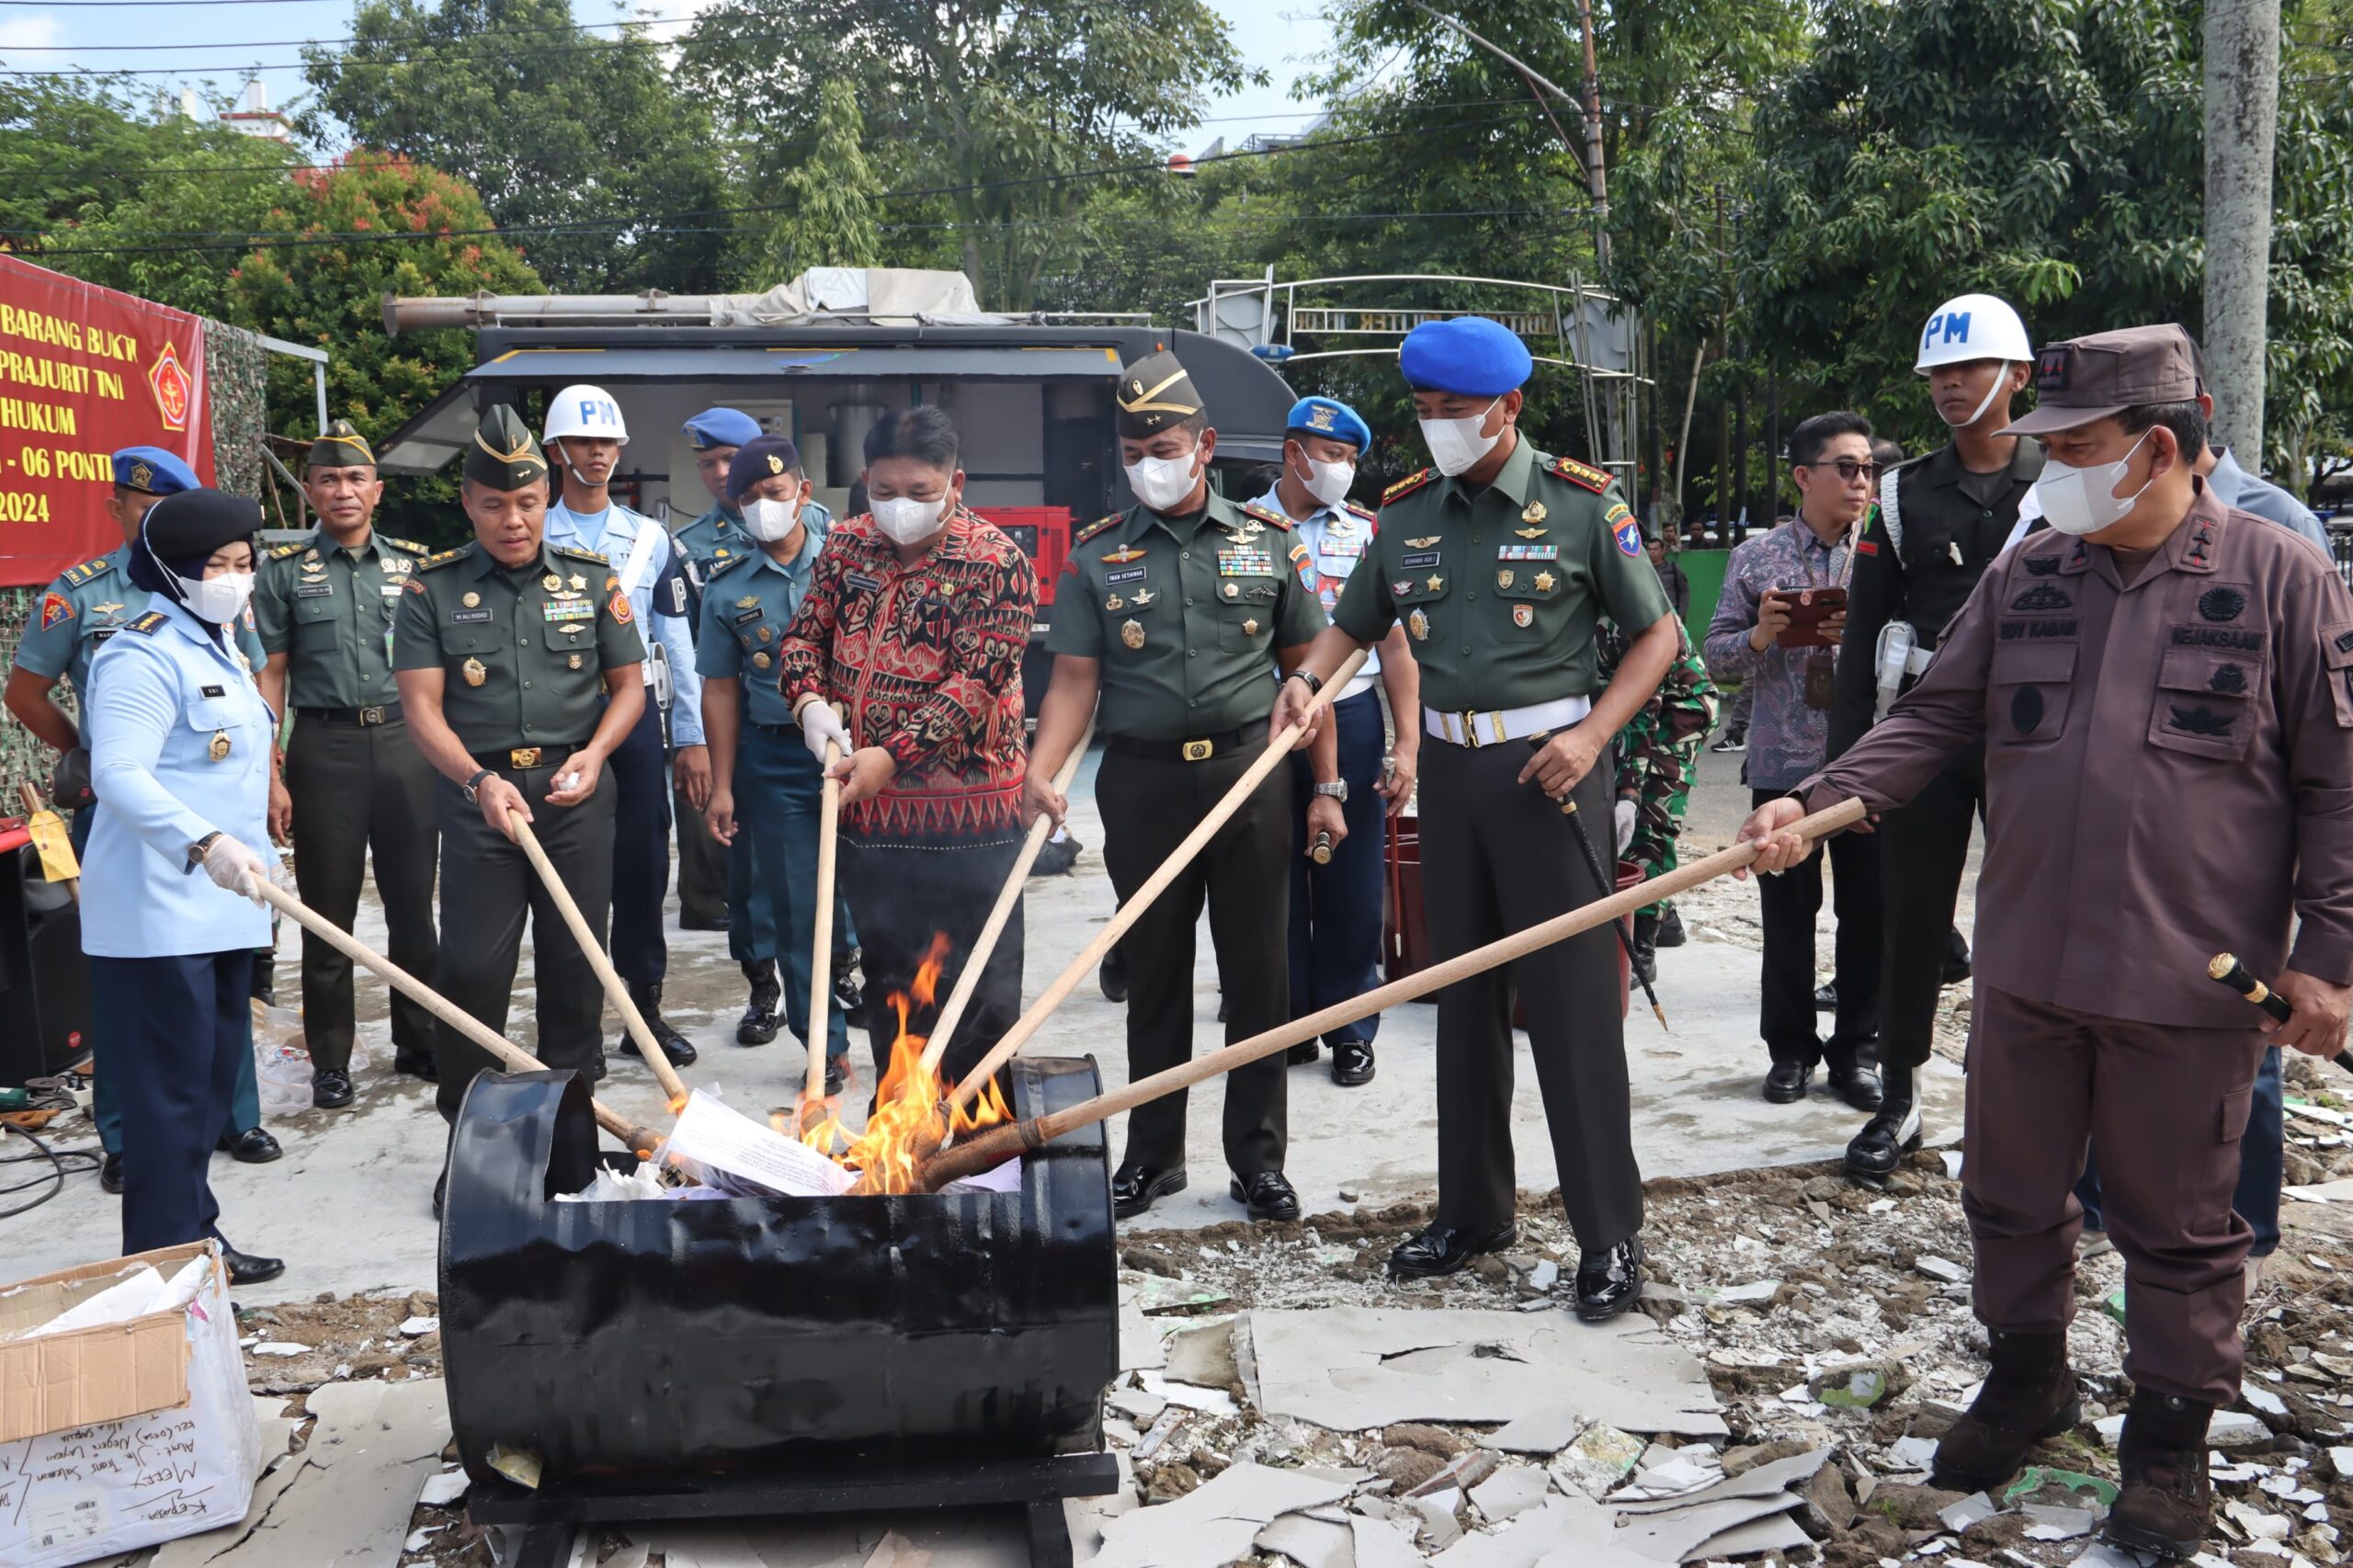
left=1401, top=551, right=1442, bottom=569
left=543, top=600, right=597, bottom=621
left=200, top=684, right=225, bottom=698
left=451, top=608, right=493, bottom=624
left=1496, top=545, right=1559, bottom=561
left=1105, top=566, right=1147, bottom=585
left=381, top=583, right=404, bottom=597
left=847, top=572, right=882, bottom=593
left=733, top=607, right=764, bottom=625
left=1218, top=549, right=1273, bottom=576
left=296, top=583, right=334, bottom=597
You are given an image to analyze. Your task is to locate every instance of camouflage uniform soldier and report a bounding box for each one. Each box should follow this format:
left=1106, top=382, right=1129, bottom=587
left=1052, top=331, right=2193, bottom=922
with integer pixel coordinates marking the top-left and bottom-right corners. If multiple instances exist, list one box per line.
left=1599, top=621, right=1718, bottom=982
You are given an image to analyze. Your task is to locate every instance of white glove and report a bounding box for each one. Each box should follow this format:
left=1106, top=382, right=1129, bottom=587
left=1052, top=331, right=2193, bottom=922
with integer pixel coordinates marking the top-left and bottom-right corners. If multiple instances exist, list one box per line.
left=798, top=699, right=851, bottom=765
left=201, top=834, right=270, bottom=905
left=1613, top=798, right=1639, bottom=856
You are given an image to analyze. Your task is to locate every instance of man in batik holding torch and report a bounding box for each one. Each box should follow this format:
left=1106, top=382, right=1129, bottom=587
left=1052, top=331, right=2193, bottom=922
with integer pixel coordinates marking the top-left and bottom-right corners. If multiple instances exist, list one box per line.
left=777, top=405, right=1039, bottom=1099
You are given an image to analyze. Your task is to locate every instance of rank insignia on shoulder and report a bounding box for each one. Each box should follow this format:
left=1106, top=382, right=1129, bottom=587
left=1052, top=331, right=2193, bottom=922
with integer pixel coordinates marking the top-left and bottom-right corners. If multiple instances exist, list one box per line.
left=1240, top=503, right=1293, bottom=532
left=1382, top=470, right=1435, bottom=506
left=1074, top=514, right=1121, bottom=546
left=390, top=538, right=428, bottom=554
left=128, top=610, right=169, bottom=634
left=1550, top=456, right=1612, bottom=494
left=63, top=558, right=113, bottom=586
left=421, top=548, right=467, bottom=570
left=556, top=545, right=610, bottom=565
left=268, top=542, right=306, bottom=560
left=1344, top=501, right=1378, bottom=524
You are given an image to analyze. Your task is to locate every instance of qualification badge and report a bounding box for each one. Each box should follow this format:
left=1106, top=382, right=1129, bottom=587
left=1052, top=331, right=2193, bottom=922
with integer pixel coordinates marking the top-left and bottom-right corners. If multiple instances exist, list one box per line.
left=461, top=592, right=481, bottom=608
left=463, top=657, right=488, bottom=687
left=1120, top=619, right=1145, bottom=650
left=1407, top=608, right=1429, bottom=642
left=1496, top=569, right=1514, bottom=590
left=1522, top=502, right=1546, bottom=525
left=542, top=574, right=562, bottom=593
left=1512, top=604, right=1534, bottom=628
left=207, top=730, right=232, bottom=762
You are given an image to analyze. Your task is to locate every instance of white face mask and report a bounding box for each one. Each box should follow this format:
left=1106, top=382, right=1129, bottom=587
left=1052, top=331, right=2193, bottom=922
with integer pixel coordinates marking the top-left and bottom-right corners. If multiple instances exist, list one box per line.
left=2038, top=431, right=2154, bottom=537
left=743, top=495, right=801, bottom=542
left=1937, top=365, right=2013, bottom=429
left=1418, top=398, right=1503, bottom=476
left=871, top=494, right=949, bottom=546
left=1297, top=452, right=1357, bottom=508
left=1125, top=450, right=1202, bottom=512
left=180, top=569, right=256, bottom=626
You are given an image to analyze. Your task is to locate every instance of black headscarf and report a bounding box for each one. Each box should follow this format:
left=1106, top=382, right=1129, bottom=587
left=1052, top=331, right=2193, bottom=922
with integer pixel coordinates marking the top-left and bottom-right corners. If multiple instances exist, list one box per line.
left=127, top=489, right=261, bottom=619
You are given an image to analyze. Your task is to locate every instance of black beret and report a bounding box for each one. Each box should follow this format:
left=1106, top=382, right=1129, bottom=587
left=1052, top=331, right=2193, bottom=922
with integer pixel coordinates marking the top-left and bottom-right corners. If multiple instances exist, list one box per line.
left=1116, top=349, right=1203, bottom=438
left=142, top=488, right=262, bottom=562
left=308, top=417, right=376, bottom=471
left=463, top=404, right=549, bottom=491
left=724, top=435, right=802, bottom=503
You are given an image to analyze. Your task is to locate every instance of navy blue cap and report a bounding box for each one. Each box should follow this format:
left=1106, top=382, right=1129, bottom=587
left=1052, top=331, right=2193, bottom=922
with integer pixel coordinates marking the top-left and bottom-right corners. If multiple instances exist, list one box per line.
left=112, top=446, right=199, bottom=495
left=725, top=435, right=802, bottom=503
left=1285, top=396, right=1370, bottom=451
left=683, top=408, right=763, bottom=451
left=1398, top=317, right=1532, bottom=397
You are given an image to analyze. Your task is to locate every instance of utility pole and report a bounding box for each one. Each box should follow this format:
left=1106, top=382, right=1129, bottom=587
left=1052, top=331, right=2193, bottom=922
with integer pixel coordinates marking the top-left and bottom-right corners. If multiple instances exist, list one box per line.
left=2203, top=0, right=2280, bottom=463
left=1574, top=0, right=1609, bottom=272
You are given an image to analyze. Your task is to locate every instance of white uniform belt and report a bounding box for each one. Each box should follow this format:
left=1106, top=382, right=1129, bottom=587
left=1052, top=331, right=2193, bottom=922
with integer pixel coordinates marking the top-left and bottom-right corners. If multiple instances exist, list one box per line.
left=1423, top=696, right=1592, bottom=748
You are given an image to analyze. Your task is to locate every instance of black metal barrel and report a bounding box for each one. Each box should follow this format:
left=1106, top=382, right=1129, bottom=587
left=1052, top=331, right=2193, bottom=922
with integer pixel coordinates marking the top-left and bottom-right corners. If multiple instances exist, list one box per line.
left=440, top=1057, right=1116, bottom=1486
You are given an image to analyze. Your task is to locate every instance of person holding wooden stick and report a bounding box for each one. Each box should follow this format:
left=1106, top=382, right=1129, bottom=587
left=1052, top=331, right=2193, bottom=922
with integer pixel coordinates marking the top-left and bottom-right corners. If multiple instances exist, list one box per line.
left=392, top=405, right=646, bottom=1218
left=1029, top=348, right=1329, bottom=1222
left=778, top=406, right=1038, bottom=1087
left=1269, top=317, right=1679, bottom=1320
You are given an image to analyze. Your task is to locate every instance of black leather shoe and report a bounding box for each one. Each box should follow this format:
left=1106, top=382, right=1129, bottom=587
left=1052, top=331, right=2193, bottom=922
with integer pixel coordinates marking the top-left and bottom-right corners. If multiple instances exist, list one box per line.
left=737, top=960, right=780, bottom=1046
left=312, top=1068, right=354, bottom=1109
left=1574, top=1237, right=1643, bottom=1322
left=1943, top=926, right=1973, bottom=987
left=1286, top=1042, right=1321, bottom=1066
left=1654, top=903, right=1687, bottom=949
left=218, top=1128, right=283, bottom=1164
left=1631, top=912, right=1659, bottom=987
left=1763, top=1061, right=1813, bottom=1103
left=620, top=983, right=699, bottom=1068
left=100, top=1153, right=123, bottom=1195
left=221, top=1244, right=285, bottom=1287
left=432, top=1173, right=446, bottom=1221
left=1099, top=945, right=1128, bottom=1004
left=824, top=1054, right=848, bottom=1096
left=587, top=1051, right=608, bottom=1084
left=1846, top=1094, right=1922, bottom=1184
left=1813, top=981, right=1837, bottom=1011
left=1230, top=1171, right=1300, bottom=1221
left=1826, top=1062, right=1885, bottom=1111
left=1111, top=1163, right=1187, bottom=1219
left=392, top=1052, right=439, bottom=1083
left=1388, top=1222, right=1518, bottom=1279
left=1332, top=1041, right=1376, bottom=1086
left=833, top=948, right=863, bottom=1017
left=678, top=908, right=730, bottom=932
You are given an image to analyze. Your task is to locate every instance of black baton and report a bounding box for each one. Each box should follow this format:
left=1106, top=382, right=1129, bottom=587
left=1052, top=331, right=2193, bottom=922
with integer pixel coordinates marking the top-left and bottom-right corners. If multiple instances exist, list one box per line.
left=2208, top=953, right=2353, bottom=1074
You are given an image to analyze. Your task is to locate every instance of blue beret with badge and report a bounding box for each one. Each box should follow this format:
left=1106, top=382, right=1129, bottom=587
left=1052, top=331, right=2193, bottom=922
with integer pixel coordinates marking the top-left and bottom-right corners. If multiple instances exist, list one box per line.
left=112, top=446, right=199, bottom=496
left=1285, top=396, right=1370, bottom=452
left=683, top=408, right=763, bottom=450
left=1398, top=317, right=1533, bottom=397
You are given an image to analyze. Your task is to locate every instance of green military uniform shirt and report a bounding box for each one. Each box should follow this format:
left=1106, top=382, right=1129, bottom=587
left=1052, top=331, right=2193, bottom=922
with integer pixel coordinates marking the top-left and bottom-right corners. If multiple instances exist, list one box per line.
left=253, top=528, right=433, bottom=709
left=1334, top=439, right=1671, bottom=710
left=1046, top=491, right=1325, bottom=739
left=392, top=540, right=644, bottom=752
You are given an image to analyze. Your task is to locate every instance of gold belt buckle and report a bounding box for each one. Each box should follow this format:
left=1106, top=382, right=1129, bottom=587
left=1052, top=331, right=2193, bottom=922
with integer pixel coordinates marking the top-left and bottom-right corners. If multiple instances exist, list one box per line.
left=358, top=705, right=385, bottom=726
left=510, top=747, right=542, bottom=768
left=1181, top=738, right=1214, bottom=762
left=1460, top=710, right=1482, bottom=749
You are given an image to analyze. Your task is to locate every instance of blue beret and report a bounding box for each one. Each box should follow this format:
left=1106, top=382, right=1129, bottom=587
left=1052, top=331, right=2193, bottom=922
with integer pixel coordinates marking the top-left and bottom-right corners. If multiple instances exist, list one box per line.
left=1398, top=317, right=1532, bottom=397
left=682, top=408, right=763, bottom=451
left=725, top=435, right=802, bottom=503
left=1285, top=397, right=1370, bottom=451
left=112, top=446, right=199, bottom=495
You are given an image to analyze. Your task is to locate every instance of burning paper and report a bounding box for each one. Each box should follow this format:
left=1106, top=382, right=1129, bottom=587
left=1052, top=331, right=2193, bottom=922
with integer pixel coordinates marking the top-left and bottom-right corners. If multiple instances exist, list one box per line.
left=666, top=1089, right=858, bottom=1199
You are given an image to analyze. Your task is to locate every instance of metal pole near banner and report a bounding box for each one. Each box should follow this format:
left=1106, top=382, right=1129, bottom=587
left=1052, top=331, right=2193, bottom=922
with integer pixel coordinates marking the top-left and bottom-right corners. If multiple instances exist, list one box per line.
left=258, top=334, right=331, bottom=436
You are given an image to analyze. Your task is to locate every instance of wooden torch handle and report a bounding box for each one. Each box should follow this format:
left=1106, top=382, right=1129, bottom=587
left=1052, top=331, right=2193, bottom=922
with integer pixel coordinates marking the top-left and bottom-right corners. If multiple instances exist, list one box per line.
left=803, top=738, right=846, bottom=1106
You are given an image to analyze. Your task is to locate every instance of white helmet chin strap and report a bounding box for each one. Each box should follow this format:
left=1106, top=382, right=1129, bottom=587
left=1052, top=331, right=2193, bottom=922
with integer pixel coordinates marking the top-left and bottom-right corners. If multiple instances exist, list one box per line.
left=1941, top=365, right=2012, bottom=429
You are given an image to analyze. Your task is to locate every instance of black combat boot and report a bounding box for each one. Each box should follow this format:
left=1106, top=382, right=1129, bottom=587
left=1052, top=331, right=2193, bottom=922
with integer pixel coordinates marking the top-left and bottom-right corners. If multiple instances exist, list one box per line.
left=1931, top=1329, right=2079, bottom=1492
left=1631, top=911, right=1660, bottom=986
left=736, top=960, right=780, bottom=1046
left=1845, top=1066, right=1922, bottom=1187
left=2105, top=1388, right=2216, bottom=1560
left=620, top=981, right=699, bottom=1068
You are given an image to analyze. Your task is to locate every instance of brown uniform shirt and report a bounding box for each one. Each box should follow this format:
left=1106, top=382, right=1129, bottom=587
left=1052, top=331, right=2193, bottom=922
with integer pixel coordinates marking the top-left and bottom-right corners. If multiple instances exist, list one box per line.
left=1803, top=480, right=2353, bottom=1028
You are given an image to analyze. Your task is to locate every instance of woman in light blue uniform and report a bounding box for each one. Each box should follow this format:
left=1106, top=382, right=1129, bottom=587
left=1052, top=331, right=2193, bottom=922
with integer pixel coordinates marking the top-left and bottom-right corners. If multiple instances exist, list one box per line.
left=83, top=490, right=287, bottom=1284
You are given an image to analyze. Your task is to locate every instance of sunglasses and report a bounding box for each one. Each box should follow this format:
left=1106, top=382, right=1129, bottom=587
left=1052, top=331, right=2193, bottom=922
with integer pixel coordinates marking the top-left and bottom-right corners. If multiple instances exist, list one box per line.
left=1799, top=459, right=1880, bottom=483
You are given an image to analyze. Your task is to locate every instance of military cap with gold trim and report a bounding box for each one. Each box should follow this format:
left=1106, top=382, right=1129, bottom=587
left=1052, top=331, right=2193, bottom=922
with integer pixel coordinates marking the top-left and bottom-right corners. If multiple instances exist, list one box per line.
left=1116, top=348, right=1203, bottom=437
left=307, top=417, right=376, bottom=471
left=462, top=403, right=550, bottom=491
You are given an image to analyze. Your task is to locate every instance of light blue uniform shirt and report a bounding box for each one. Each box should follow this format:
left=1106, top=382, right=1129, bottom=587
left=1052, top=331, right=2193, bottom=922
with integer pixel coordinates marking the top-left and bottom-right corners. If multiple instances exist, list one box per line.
left=1248, top=483, right=1381, bottom=699
left=544, top=500, right=705, bottom=745
left=2207, top=448, right=2330, bottom=552
left=13, top=542, right=267, bottom=700
left=82, top=597, right=278, bottom=958
left=693, top=529, right=826, bottom=729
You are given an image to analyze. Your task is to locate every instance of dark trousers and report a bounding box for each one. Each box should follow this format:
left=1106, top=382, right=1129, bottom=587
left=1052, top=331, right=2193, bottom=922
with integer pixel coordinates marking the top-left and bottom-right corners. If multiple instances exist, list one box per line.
left=1751, top=786, right=1881, bottom=1072
left=430, top=763, right=616, bottom=1124
left=1875, top=746, right=1983, bottom=1075
left=1965, top=985, right=2265, bottom=1406
left=725, top=824, right=778, bottom=966
left=674, top=776, right=729, bottom=928
left=841, top=835, right=1025, bottom=1089
left=608, top=695, right=671, bottom=988
left=2077, top=1045, right=2284, bottom=1258
left=92, top=950, right=254, bottom=1256
left=1098, top=746, right=1290, bottom=1176
left=286, top=714, right=440, bottom=1070
left=736, top=725, right=855, bottom=1058
left=1422, top=741, right=1641, bottom=1250
left=1288, top=688, right=1387, bottom=1049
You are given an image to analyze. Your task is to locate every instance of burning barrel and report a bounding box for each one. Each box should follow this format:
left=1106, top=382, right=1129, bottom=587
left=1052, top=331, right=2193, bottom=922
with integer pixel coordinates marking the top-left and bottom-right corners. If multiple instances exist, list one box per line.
left=439, top=1057, right=1117, bottom=1487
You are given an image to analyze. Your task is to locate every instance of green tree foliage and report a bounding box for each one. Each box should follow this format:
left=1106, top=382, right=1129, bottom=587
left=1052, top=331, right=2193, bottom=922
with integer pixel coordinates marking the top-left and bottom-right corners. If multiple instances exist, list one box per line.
left=299, top=0, right=726, bottom=295
left=750, top=79, right=882, bottom=285
left=230, top=154, right=540, bottom=542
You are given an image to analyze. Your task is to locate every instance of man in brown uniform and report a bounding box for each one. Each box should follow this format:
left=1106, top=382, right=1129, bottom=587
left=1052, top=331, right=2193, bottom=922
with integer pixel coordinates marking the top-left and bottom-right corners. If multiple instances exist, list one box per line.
left=1740, top=325, right=2353, bottom=1560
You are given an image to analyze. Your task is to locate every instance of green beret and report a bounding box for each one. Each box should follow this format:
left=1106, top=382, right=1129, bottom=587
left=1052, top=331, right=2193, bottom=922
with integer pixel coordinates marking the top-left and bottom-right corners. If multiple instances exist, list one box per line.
left=463, top=404, right=549, bottom=492
left=1116, top=349, right=1203, bottom=438
left=308, top=418, right=376, bottom=471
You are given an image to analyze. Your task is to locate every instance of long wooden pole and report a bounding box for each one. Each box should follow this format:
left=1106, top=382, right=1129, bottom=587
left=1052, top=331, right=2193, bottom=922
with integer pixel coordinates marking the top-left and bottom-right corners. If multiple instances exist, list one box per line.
left=254, top=880, right=666, bottom=1153
left=917, top=798, right=1867, bottom=1189
left=506, top=808, right=689, bottom=1108
left=945, top=650, right=1369, bottom=1113
left=802, top=739, right=845, bottom=1110
left=917, top=720, right=1097, bottom=1079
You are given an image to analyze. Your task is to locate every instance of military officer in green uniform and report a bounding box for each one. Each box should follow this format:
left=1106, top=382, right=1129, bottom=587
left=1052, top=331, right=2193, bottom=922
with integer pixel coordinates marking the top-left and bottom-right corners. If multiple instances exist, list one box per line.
left=1272, top=318, right=1678, bottom=1321
left=1027, top=349, right=1328, bottom=1224
left=254, top=420, right=441, bottom=1107
left=392, top=406, right=645, bottom=1214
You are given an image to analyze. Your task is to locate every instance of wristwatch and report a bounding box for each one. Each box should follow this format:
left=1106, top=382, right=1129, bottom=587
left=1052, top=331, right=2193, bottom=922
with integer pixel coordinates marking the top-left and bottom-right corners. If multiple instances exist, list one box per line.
left=461, top=767, right=494, bottom=804
left=1313, top=780, right=1348, bottom=802
left=187, top=830, right=222, bottom=870
left=1286, top=669, right=1323, bottom=697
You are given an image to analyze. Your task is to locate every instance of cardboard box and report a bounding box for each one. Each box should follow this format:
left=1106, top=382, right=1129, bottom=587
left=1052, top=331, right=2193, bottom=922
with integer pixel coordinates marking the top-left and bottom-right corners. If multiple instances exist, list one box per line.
left=0, top=1241, right=261, bottom=1568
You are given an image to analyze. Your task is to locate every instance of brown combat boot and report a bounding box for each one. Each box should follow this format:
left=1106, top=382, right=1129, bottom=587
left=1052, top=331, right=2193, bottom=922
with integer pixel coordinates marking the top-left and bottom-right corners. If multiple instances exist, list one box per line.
left=1930, top=1329, right=2080, bottom=1492
left=2105, top=1387, right=2215, bottom=1560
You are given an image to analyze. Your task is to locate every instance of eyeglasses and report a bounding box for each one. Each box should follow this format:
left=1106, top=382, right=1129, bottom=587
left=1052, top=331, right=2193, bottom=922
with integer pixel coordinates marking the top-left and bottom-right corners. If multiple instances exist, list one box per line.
left=1799, top=459, right=1880, bottom=483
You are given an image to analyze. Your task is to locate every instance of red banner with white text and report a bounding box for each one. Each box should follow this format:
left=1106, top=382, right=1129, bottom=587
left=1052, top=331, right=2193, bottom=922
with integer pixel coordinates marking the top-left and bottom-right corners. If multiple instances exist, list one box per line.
left=0, top=254, right=214, bottom=588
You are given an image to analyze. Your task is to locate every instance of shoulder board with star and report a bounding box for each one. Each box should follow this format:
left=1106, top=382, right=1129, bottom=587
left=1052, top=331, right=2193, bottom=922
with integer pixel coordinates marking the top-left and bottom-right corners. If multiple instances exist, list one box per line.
left=419, top=544, right=473, bottom=572
left=1381, top=470, right=1435, bottom=506
left=127, top=609, right=169, bottom=635
left=1549, top=456, right=1613, bottom=494
left=553, top=544, right=610, bottom=565
left=1343, top=501, right=1378, bottom=525
left=387, top=537, right=432, bottom=556
left=267, top=541, right=307, bottom=561
left=61, top=557, right=115, bottom=588
left=707, top=551, right=756, bottom=579
left=1239, top=502, right=1293, bottom=532
left=1073, top=514, right=1122, bottom=547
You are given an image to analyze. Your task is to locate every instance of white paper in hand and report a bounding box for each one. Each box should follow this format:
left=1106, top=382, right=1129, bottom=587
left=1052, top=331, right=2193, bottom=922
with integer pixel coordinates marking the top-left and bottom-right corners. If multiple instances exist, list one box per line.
left=665, top=1089, right=857, bottom=1198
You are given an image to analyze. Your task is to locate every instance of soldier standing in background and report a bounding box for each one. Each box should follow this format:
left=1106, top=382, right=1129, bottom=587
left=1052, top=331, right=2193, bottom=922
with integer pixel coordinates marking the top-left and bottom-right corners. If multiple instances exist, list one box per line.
left=672, top=407, right=765, bottom=933
left=1601, top=619, right=1717, bottom=983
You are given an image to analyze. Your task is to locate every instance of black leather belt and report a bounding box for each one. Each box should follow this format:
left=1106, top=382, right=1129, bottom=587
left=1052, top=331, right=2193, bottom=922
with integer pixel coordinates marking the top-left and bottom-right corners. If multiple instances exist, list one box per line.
left=1102, top=724, right=1256, bottom=763
left=472, top=744, right=588, bottom=771
left=752, top=721, right=800, bottom=735
left=300, top=702, right=403, bottom=727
